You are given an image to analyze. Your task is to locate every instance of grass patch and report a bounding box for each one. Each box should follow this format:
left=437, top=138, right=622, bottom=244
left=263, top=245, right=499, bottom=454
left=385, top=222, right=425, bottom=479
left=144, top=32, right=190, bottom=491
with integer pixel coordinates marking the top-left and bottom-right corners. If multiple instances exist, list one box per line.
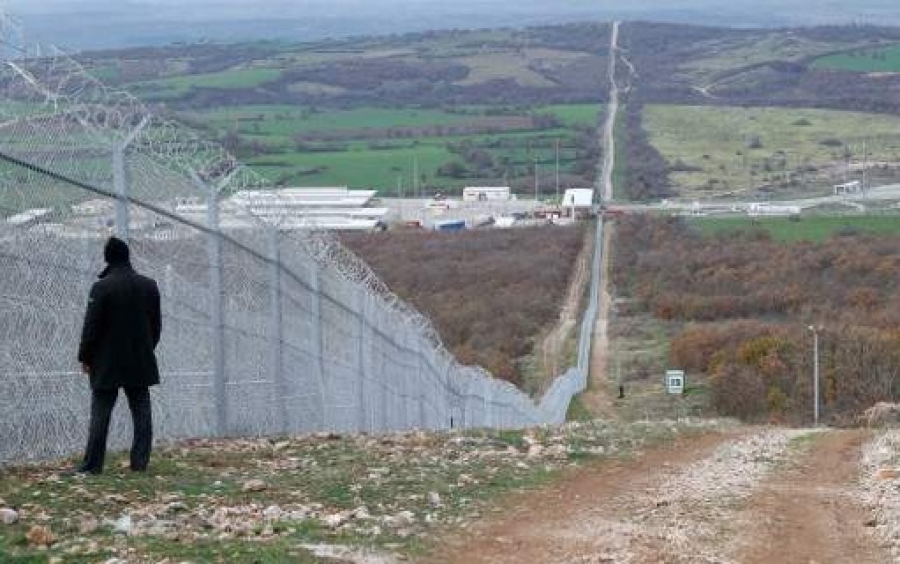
left=813, top=44, right=900, bottom=73
left=691, top=215, right=900, bottom=242
left=643, top=104, right=900, bottom=199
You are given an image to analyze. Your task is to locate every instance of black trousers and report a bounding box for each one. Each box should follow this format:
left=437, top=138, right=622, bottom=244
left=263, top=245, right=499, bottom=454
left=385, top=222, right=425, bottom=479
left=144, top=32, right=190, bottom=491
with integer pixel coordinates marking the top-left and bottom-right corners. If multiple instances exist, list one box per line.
left=81, top=387, right=153, bottom=473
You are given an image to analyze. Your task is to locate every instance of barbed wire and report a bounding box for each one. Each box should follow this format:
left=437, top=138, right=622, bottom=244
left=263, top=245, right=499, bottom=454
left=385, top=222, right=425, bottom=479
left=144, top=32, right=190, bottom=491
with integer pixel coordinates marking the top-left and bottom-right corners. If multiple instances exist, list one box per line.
left=0, top=33, right=590, bottom=464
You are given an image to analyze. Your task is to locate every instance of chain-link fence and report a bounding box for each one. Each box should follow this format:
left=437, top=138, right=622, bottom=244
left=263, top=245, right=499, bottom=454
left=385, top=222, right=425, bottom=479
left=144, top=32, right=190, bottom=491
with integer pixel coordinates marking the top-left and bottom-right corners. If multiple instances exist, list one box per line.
left=0, top=42, right=602, bottom=465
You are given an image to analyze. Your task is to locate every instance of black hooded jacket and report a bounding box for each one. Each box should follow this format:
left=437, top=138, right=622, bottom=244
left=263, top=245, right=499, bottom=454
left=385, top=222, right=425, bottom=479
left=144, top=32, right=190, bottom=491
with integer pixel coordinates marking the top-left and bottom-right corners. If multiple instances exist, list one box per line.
left=77, top=263, right=162, bottom=390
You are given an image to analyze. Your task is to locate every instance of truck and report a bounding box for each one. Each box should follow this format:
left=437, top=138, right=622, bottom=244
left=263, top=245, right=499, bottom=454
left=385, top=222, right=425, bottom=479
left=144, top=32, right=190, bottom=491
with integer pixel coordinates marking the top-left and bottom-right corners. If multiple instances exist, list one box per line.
left=434, top=219, right=466, bottom=232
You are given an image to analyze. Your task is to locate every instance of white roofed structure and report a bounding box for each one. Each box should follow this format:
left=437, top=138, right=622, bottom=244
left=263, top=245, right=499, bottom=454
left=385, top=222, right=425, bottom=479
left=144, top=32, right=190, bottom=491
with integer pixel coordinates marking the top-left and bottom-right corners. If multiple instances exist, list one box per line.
left=463, top=186, right=511, bottom=202
left=175, top=186, right=387, bottom=231
left=562, top=188, right=594, bottom=208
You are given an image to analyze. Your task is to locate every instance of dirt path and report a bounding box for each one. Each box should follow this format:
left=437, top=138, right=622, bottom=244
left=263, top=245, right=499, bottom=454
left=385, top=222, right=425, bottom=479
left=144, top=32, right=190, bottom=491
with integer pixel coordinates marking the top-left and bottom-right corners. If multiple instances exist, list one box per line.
left=420, top=430, right=739, bottom=564
left=583, top=224, right=615, bottom=415
left=538, top=226, right=593, bottom=382
left=738, top=430, right=888, bottom=564
left=417, top=428, right=890, bottom=564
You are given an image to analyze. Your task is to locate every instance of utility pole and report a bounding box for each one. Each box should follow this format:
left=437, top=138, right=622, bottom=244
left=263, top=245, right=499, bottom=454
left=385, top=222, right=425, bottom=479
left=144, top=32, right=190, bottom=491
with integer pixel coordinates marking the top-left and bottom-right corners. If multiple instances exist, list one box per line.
left=555, top=138, right=560, bottom=207
left=808, top=325, right=821, bottom=426
left=413, top=156, right=419, bottom=200
left=533, top=154, right=539, bottom=219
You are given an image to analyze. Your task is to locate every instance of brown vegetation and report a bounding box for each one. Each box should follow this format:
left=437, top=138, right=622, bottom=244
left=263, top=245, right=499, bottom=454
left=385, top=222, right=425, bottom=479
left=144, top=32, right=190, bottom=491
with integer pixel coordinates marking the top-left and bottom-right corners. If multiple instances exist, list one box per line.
left=341, top=224, right=586, bottom=386
left=618, top=22, right=900, bottom=115
left=614, top=215, right=900, bottom=423
left=617, top=102, right=673, bottom=201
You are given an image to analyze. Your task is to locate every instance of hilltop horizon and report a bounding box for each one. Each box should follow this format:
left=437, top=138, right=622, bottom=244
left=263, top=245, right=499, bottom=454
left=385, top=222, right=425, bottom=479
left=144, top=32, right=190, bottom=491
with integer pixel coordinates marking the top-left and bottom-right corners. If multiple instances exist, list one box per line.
left=4, top=0, right=898, bottom=51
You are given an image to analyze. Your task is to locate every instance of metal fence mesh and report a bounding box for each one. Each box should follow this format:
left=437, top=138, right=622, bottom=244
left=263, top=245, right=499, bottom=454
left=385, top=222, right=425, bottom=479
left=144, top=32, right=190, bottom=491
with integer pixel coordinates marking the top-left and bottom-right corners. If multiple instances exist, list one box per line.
left=0, top=42, right=600, bottom=465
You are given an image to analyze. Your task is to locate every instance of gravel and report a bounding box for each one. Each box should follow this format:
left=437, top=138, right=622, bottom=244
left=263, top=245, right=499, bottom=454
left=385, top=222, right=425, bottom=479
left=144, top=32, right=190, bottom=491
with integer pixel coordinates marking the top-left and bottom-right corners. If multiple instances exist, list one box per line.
left=577, top=428, right=818, bottom=564
left=860, top=430, right=900, bottom=560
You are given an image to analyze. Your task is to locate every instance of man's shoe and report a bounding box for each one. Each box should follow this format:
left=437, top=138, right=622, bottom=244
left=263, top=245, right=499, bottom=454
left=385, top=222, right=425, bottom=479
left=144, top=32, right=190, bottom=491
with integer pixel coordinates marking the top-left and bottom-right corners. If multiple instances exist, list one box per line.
left=63, top=465, right=101, bottom=477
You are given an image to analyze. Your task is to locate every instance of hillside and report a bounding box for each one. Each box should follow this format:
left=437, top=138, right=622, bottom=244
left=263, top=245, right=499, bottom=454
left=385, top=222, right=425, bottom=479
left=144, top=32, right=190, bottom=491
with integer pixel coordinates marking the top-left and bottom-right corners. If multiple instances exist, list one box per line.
left=71, top=22, right=900, bottom=198
left=611, top=215, right=900, bottom=423
left=341, top=224, right=587, bottom=393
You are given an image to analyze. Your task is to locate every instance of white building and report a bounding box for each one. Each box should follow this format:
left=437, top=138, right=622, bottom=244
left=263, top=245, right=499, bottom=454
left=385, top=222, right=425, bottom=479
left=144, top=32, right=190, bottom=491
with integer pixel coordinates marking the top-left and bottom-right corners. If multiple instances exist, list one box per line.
left=562, top=188, right=594, bottom=208
left=463, top=186, right=510, bottom=202
left=176, top=187, right=388, bottom=231
left=747, top=203, right=801, bottom=217
left=834, top=180, right=861, bottom=195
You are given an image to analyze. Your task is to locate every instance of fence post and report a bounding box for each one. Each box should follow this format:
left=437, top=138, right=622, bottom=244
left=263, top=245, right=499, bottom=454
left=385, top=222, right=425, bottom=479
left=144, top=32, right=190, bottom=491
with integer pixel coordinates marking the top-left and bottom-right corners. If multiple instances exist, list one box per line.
left=268, top=227, right=287, bottom=434
left=201, top=178, right=227, bottom=437
left=357, top=287, right=369, bottom=433
left=416, top=341, right=426, bottom=430
left=308, top=261, right=329, bottom=430
left=111, top=144, right=129, bottom=240
left=111, top=117, right=149, bottom=240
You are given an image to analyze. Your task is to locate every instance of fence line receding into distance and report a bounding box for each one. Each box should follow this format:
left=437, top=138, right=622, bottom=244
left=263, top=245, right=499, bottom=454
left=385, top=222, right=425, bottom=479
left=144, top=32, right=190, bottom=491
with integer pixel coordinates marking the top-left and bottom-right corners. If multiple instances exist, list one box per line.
left=0, top=41, right=604, bottom=465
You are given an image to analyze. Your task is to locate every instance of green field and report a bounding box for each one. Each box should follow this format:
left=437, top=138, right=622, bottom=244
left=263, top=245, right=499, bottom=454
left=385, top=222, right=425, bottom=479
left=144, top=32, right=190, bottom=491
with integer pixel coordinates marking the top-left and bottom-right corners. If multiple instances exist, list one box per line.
left=182, top=104, right=600, bottom=191
left=812, top=44, right=900, bottom=72
left=692, top=215, right=900, bottom=242
left=188, top=104, right=599, bottom=137
left=130, top=67, right=282, bottom=98
left=249, top=144, right=454, bottom=190
left=644, top=105, right=900, bottom=199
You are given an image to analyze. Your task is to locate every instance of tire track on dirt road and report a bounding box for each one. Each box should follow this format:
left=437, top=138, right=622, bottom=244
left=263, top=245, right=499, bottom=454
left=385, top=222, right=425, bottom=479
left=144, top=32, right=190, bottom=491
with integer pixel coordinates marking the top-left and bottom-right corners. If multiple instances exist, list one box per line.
left=420, top=428, right=819, bottom=564
left=737, top=429, right=889, bottom=564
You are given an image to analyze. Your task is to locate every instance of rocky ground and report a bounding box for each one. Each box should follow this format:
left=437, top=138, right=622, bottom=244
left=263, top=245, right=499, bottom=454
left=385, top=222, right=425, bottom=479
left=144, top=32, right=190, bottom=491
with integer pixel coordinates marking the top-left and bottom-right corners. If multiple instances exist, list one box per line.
left=3, top=422, right=900, bottom=563
left=423, top=428, right=900, bottom=564
left=0, top=418, right=728, bottom=563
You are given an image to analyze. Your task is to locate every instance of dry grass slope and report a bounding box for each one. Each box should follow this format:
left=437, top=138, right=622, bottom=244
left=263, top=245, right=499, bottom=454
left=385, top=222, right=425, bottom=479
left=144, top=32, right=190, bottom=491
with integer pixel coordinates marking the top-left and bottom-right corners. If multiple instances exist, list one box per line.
left=341, top=224, right=586, bottom=389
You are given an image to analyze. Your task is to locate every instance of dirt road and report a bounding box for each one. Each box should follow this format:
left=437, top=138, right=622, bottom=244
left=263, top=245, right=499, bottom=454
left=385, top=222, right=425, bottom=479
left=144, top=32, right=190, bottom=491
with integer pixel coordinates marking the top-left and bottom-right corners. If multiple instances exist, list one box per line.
left=738, top=430, right=888, bottom=563
left=538, top=226, right=593, bottom=383
left=420, top=428, right=890, bottom=564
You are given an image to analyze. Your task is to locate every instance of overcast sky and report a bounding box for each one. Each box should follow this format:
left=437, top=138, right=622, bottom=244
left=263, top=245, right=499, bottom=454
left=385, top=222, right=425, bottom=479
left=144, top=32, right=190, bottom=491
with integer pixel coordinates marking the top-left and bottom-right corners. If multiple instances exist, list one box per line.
left=3, top=0, right=898, bottom=50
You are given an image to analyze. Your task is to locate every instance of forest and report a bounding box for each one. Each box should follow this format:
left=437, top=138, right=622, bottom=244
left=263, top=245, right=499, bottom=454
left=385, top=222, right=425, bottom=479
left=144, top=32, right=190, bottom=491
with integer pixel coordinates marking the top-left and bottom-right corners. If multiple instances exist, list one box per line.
left=341, top=225, right=586, bottom=390
left=613, top=215, right=900, bottom=423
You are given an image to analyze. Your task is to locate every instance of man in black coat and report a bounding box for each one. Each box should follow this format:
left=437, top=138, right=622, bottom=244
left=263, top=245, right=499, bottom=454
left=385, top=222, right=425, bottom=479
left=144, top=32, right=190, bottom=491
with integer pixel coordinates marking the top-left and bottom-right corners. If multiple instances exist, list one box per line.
left=75, top=236, right=161, bottom=474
